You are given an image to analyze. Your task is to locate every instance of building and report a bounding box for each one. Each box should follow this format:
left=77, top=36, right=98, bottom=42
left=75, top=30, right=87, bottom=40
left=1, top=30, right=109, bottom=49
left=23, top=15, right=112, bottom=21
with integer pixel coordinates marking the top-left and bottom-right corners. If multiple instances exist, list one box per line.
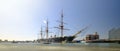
left=86, top=32, right=99, bottom=40
left=109, top=28, right=120, bottom=40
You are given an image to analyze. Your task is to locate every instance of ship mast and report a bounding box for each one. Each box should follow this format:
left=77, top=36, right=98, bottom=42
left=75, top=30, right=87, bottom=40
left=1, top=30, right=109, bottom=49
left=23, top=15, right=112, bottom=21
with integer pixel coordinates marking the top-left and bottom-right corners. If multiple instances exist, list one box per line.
left=55, top=10, right=69, bottom=37
left=40, top=27, right=43, bottom=39
left=46, top=19, right=49, bottom=39
left=60, top=10, right=64, bottom=37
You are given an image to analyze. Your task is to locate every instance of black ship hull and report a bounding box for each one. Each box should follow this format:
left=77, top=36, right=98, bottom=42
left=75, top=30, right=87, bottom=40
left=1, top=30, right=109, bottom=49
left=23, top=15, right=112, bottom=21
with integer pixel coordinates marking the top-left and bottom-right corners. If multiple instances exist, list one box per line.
left=49, top=36, right=75, bottom=43
left=37, top=36, right=75, bottom=43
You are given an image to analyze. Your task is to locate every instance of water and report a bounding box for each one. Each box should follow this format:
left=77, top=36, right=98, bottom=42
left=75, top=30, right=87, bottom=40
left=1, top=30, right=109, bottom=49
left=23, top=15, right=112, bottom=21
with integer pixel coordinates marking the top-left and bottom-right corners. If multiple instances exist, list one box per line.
left=0, top=43, right=120, bottom=51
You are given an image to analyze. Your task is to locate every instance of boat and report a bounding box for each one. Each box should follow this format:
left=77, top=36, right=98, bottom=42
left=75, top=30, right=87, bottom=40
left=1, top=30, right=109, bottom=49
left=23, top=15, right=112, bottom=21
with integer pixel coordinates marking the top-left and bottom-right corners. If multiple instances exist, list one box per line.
left=37, top=11, right=87, bottom=43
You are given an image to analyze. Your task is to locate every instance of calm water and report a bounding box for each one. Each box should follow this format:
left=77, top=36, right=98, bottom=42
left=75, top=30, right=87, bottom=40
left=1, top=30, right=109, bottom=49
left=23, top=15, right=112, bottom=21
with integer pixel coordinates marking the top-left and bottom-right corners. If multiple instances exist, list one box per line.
left=0, top=43, right=120, bottom=51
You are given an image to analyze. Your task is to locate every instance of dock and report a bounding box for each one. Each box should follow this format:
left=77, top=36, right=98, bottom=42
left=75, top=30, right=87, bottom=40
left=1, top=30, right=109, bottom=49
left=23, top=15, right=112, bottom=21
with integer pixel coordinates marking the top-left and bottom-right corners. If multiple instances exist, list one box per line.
left=86, top=39, right=120, bottom=43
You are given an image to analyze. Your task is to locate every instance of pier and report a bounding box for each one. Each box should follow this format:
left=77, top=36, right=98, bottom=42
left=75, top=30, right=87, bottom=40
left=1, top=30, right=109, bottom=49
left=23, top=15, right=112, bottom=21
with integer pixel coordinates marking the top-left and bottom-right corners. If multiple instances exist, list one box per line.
left=86, top=39, right=120, bottom=43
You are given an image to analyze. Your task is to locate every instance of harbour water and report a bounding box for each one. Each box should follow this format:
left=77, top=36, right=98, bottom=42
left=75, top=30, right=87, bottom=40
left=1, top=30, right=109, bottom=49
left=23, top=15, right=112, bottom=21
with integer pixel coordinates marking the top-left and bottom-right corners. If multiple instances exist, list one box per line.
left=0, top=43, right=120, bottom=51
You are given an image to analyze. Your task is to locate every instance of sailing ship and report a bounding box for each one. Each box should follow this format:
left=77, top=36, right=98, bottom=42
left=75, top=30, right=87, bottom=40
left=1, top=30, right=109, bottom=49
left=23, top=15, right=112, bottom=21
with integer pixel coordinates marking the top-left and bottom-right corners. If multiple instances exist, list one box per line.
left=37, top=11, right=87, bottom=43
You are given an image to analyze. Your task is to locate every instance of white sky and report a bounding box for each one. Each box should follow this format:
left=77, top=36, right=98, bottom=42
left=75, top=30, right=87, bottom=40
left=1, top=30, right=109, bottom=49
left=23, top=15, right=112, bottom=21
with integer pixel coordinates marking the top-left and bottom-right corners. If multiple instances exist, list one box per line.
left=0, top=0, right=38, bottom=41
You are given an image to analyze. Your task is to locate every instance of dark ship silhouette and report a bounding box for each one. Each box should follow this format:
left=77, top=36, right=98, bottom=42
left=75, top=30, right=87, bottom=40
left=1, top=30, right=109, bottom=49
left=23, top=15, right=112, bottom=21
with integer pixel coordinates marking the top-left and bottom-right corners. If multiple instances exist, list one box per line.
left=37, top=11, right=87, bottom=43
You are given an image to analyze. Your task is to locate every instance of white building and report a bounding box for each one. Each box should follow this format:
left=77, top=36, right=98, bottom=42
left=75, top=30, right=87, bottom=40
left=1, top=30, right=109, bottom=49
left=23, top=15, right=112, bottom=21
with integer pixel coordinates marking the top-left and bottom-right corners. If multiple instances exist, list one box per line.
left=109, top=28, right=120, bottom=40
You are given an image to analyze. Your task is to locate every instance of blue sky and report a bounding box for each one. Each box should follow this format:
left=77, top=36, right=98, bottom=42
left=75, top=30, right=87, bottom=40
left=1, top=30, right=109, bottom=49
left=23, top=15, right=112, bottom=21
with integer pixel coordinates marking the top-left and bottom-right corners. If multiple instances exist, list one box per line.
left=0, top=0, right=120, bottom=41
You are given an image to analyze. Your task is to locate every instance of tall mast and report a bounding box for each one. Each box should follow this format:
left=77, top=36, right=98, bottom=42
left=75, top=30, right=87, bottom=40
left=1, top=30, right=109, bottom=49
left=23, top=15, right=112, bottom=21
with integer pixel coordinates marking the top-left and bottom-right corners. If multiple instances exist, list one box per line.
left=60, top=10, right=64, bottom=37
left=40, top=26, right=43, bottom=39
left=46, top=19, right=49, bottom=39
left=54, top=10, right=68, bottom=37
